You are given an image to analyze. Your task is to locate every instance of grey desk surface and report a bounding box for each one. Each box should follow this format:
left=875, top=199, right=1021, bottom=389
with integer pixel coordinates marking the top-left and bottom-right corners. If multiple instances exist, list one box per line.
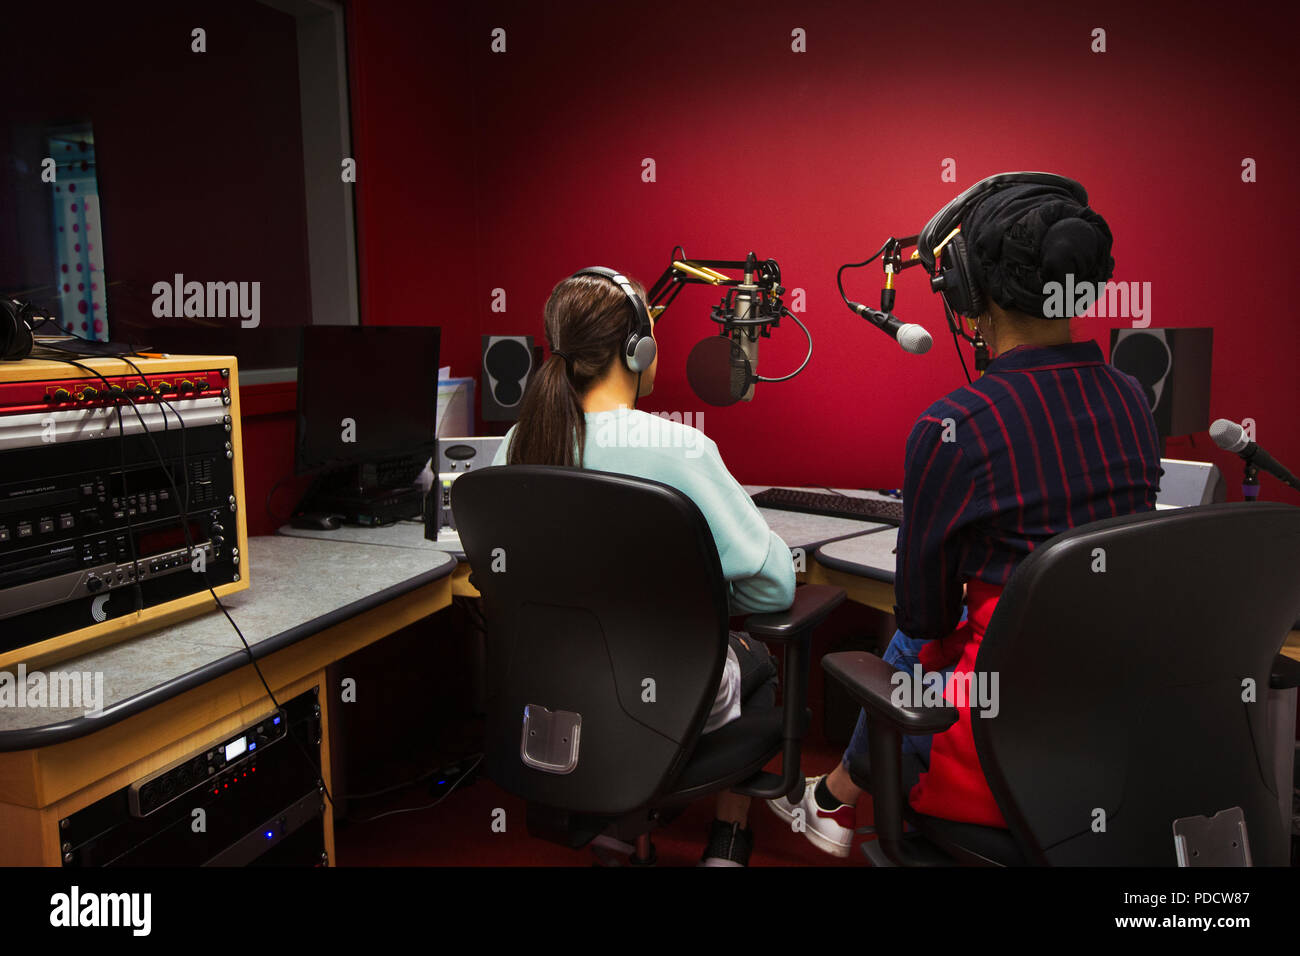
left=815, top=527, right=901, bottom=583
left=744, top=486, right=899, bottom=551
left=280, top=488, right=897, bottom=555
left=0, top=536, right=456, bottom=751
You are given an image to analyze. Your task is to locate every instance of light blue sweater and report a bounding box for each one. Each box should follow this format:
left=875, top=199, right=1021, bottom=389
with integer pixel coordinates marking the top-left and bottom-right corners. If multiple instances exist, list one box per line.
left=493, top=407, right=795, bottom=615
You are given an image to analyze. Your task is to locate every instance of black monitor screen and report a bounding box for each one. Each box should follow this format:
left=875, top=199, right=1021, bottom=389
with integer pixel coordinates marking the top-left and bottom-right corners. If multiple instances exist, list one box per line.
left=296, top=326, right=441, bottom=476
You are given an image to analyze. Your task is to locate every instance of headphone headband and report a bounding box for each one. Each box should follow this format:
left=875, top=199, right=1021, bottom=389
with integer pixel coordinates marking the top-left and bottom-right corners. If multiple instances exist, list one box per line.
left=571, top=266, right=656, bottom=374
left=916, top=172, right=1087, bottom=272
left=917, top=172, right=1090, bottom=320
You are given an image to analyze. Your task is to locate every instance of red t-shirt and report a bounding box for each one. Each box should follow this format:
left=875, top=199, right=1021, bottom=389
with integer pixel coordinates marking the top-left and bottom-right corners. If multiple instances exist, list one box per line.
left=907, top=579, right=1007, bottom=827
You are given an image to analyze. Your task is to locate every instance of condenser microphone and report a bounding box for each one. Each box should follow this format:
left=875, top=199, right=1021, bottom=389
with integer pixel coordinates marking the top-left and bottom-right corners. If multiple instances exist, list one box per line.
left=1209, top=419, right=1299, bottom=489
left=687, top=268, right=765, bottom=406
left=848, top=302, right=932, bottom=354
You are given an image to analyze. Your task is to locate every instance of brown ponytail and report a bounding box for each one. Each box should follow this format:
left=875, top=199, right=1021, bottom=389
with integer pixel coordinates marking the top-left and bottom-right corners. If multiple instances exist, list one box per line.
left=506, top=272, right=646, bottom=467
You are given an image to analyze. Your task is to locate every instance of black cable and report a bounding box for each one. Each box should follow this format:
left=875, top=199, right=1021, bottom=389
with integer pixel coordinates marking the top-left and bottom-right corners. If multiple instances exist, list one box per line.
left=754, top=308, right=813, bottom=383
left=941, top=299, right=973, bottom=385
left=265, top=471, right=304, bottom=526
left=348, top=754, right=484, bottom=825
left=40, top=358, right=146, bottom=612
left=117, top=354, right=338, bottom=807
left=43, top=355, right=336, bottom=807
left=29, top=329, right=149, bottom=360
left=835, top=240, right=891, bottom=309
left=339, top=751, right=483, bottom=802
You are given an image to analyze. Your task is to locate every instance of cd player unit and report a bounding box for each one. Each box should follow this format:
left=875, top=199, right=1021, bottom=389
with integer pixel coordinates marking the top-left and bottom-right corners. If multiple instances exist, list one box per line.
left=0, top=354, right=249, bottom=668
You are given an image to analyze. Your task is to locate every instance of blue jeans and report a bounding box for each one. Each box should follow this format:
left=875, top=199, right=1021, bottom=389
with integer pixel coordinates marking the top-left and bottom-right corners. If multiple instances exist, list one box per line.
left=842, top=608, right=967, bottom=772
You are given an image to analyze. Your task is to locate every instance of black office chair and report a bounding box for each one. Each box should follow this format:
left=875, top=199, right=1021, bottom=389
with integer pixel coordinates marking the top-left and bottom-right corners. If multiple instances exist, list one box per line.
left=452, top=464, right=845, bottom=863
left=823, top=502, right=1300, bottom=866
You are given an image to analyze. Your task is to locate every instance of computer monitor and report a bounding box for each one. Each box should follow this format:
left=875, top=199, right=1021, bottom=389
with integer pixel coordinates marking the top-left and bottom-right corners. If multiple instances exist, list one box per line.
left=295, top=325, right=441, bottom=523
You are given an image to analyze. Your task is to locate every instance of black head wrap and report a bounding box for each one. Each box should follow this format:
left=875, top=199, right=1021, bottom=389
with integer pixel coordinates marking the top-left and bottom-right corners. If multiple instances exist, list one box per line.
left=964, top=184, right=1115, bottom=319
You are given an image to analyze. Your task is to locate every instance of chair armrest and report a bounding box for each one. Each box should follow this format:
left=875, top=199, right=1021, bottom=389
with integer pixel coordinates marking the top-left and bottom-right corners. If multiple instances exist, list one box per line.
left=1271, top=653, right=1300, bottom=690
left=822, top=651, right=961, bottom=866
left=731, top=587, right=843, bottom=801
left=743, top=585, right=845, bottom=643
left=821, top=651, right=959, bottom=736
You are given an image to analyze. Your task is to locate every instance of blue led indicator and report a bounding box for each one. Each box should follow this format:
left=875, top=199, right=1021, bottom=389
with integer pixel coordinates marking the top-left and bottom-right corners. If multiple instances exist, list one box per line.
left=265, top=831, right=274, bottom=839
left=249, top=742, right=257, bottom=750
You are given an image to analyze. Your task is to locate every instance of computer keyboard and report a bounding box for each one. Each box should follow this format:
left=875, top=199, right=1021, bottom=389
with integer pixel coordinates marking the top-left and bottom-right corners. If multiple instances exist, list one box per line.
left=751, top=488, right=905, bottom=525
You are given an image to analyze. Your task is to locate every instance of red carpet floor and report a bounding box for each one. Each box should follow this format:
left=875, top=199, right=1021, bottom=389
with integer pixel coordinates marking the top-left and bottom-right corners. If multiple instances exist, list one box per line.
left=335, top=736, right=876, bottom=867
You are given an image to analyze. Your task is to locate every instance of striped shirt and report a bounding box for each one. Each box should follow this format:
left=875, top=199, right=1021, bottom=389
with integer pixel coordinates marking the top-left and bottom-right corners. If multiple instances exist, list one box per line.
left=894, top=339, right=1163, bottom=645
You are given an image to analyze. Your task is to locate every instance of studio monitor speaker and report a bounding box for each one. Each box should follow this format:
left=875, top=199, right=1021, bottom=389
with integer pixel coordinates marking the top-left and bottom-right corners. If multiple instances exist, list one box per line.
left=481, top=335, right=534, bottom=421
left=1110, top=327, right=1212, bottom=439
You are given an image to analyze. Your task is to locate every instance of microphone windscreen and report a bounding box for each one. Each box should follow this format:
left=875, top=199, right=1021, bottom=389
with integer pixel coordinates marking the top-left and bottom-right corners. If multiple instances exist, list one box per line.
left=687, top=336, right=750, bottom=406
left=898, top=324, right=933, bottom=354
left=1209, top=418, right=1248, bottom=453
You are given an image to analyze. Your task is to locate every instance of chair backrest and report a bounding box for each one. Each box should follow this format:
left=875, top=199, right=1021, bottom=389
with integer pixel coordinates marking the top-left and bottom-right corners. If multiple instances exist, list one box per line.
left=452, top=465, right=731, bottom=816
left=973, top=502, right=1300, bottom=865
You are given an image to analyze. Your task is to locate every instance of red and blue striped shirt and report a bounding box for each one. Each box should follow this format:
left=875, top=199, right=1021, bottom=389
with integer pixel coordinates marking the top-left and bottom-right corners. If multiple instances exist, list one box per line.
left=894, top=339, right=1163, bottom=644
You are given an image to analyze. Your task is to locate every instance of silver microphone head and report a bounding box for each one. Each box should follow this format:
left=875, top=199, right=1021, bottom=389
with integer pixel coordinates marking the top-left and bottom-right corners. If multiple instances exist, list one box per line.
left=1209, top=418, right=1249, bottom=453
left=733, top=287, right=759, bottom=401
left=897, top=323, right=933, bottom=355
left=736, top=334, right=758, bottom=401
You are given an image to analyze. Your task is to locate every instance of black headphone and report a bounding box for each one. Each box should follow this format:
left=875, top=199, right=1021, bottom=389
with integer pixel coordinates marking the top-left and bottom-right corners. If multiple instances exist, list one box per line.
left=0, top=298, right=36, bottom=362
left=571, top=267, right=656, bottom=373
left=917, top=171, right=1087, bottom=319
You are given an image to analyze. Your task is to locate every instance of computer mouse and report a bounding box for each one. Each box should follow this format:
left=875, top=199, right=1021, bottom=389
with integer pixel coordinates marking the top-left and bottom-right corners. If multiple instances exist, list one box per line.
left=291, top=512, right=342, bottom=531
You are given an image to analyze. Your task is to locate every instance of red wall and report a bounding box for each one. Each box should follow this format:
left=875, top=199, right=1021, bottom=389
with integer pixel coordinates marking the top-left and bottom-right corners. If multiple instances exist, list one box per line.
left=336, top=0, right=1299, bottom=514
left=347, top=2, right=480, bottom=378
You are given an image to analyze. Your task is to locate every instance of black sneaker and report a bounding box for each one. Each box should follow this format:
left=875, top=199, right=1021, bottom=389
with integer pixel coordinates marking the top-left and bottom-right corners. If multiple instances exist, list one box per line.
left=700, top=820, right=755, bottom=867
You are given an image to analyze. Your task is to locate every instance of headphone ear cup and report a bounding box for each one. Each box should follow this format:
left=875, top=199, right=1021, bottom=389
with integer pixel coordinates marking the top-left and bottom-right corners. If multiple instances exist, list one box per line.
left=626, top=332, right=656, bottom=373
left=1, top=300, right=35, bottom=362
left=943, top=234, right=985, bottom=319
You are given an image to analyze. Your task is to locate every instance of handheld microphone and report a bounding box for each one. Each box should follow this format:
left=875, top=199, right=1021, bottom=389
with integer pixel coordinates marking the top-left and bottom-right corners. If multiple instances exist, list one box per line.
left=1209, top=419, right=1299, bottom=490
left=847, top=302, right=933, bottom=355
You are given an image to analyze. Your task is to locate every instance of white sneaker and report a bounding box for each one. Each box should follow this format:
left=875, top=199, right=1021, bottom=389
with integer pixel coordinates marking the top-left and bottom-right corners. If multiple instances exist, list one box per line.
left=766, top=775, right=855, bottom=858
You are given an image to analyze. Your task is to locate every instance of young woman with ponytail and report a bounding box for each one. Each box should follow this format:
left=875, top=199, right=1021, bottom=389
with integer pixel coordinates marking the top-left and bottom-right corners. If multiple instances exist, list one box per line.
left=493, top=270, right=796, bottom=866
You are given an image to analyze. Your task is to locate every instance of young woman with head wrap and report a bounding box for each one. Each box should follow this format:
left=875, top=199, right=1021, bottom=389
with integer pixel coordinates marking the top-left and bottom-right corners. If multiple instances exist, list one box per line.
left=770, top=178, right=1163, bottom=857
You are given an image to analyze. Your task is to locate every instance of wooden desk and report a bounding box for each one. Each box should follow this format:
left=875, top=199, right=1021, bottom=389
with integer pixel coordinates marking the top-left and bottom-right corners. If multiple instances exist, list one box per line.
left=805, top=526, right=899, bottom=614
left=0, top=536, right=456, bottom=866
